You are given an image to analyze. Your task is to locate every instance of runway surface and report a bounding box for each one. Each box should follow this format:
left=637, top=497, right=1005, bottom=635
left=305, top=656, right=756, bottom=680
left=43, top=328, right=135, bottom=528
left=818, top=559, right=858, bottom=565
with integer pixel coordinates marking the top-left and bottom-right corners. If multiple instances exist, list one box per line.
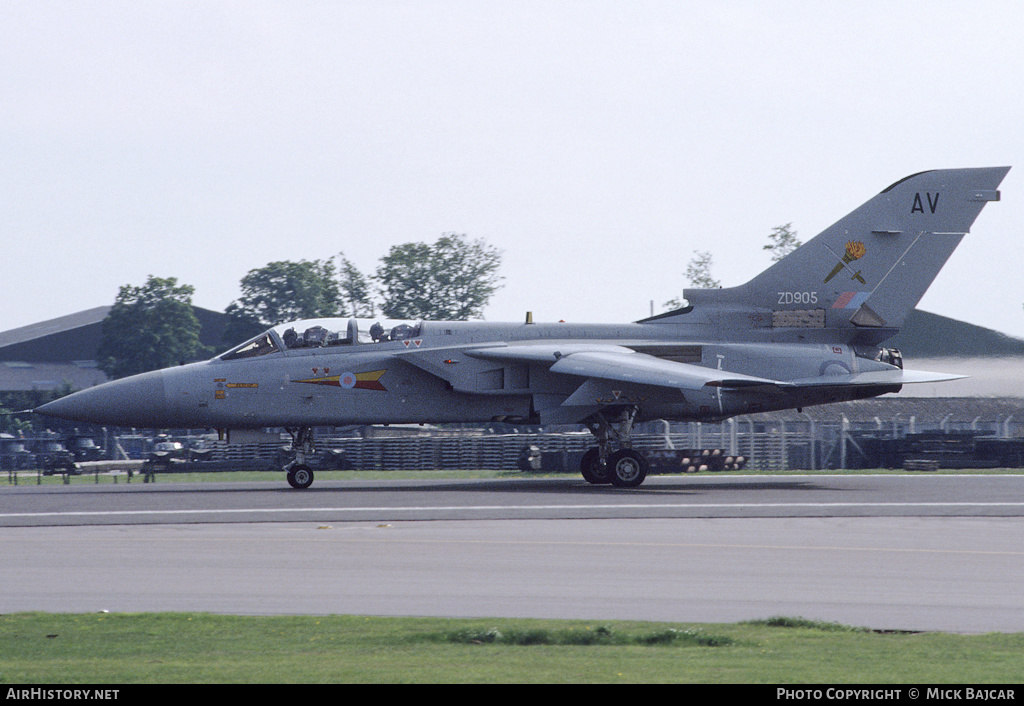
left=5, top=473, right=1024, bottom=526
left=3, top=474, right=1024, bottom=633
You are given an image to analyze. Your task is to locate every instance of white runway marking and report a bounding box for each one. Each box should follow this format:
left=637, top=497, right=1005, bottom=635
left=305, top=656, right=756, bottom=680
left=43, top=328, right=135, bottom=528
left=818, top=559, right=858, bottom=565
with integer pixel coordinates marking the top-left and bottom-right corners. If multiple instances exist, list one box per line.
left=5, top=500, right=1024, bottom=519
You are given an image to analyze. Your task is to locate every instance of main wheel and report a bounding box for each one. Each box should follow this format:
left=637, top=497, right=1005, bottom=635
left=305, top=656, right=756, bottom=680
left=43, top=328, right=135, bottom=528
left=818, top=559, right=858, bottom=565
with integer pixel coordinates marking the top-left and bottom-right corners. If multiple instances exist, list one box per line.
left=287, top=464, right=314, bottom=489
left=580, top=447, right=612, bottom=484
left=608, top=449, right=648, bottom=488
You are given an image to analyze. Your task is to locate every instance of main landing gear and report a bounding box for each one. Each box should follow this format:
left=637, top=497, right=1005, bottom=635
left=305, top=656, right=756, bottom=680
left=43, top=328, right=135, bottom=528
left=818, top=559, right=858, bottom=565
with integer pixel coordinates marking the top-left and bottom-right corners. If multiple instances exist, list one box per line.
left=580, top=407, right=649, bottom=488
left=285, top=426, right=315, bottom=489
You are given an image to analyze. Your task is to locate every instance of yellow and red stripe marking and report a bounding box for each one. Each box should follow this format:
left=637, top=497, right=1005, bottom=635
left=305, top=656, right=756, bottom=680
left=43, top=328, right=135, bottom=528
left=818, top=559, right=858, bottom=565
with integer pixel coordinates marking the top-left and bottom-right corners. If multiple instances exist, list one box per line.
left=294, top=369, right=387, bottom=391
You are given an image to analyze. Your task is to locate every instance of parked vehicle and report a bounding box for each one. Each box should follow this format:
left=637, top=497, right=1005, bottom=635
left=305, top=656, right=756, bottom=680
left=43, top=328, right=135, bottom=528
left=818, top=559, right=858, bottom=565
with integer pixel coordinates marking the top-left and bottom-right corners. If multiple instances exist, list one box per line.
left=149, top=438, right=187, bottom=463
left=67, top=434, right=105, bottom=462
left=186, top=438, right=216, bottom=462
left=34, top=438, right=78, bottom=475
left=1, top=433, right=34, bottom=471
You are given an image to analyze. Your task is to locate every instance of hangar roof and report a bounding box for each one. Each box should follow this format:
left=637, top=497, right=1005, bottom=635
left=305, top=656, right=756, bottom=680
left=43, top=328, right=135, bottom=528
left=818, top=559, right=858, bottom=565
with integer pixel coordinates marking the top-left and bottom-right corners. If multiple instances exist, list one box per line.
left=0, top=306, right=228, bottom=392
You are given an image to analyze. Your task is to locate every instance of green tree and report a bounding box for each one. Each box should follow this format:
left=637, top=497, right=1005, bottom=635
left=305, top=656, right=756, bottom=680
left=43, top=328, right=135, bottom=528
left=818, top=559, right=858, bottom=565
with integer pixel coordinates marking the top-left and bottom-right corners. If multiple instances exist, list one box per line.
left=0, top=403, right=29, bottom=434
left=764, top=222, right=802, bottom=262
left=662, top=224, right=800, bottom=312
left=224, top=259, right=343, bottom=345
left=660, top=250, right=720, bottom=312
left=1, top=386, right=75, bottom=433
left=337, top=252, right=375, bottom=318
left=97, top=276, right=209, bottom=379
left=374, top=233, right=503, bottom=320
left=685, top=250, right=720, bottom=288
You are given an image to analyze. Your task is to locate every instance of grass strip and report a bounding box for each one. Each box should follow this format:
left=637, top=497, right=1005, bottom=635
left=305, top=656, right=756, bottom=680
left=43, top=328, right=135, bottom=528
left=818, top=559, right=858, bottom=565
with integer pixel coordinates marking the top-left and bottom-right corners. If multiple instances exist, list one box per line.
left=2, top=613, right=1023, bottom=684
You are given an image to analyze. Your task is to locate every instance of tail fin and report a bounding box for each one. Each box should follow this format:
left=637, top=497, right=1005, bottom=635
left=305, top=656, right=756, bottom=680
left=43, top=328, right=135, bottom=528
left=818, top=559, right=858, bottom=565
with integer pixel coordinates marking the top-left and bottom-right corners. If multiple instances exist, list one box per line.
left=676, top=167, right=1009, bottom=341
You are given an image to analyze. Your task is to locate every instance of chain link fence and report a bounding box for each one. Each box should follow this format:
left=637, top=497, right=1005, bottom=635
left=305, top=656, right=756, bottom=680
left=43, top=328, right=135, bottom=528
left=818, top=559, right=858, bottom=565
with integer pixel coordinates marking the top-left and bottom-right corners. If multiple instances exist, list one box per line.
left=8, top=399, right=1024, bottom=479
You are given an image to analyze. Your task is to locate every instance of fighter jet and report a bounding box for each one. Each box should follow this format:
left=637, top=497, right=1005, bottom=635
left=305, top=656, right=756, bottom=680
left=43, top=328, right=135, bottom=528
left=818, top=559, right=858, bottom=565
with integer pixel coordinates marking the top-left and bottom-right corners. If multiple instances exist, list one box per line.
left=36, top=167, right=1009, bottom=488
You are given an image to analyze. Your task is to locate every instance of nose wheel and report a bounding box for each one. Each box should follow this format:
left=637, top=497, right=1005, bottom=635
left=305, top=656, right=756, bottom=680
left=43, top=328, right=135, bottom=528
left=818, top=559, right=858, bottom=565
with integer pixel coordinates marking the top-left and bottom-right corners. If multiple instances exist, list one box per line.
left=286, top=463, right=314, bottom=489
left=284, top=426, right=316, bottom=489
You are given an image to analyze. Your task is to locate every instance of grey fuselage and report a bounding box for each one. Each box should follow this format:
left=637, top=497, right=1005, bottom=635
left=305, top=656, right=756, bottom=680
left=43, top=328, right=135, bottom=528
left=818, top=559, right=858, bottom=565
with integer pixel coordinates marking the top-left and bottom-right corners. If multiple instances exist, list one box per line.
left=48, top=316, right=898, bottom=431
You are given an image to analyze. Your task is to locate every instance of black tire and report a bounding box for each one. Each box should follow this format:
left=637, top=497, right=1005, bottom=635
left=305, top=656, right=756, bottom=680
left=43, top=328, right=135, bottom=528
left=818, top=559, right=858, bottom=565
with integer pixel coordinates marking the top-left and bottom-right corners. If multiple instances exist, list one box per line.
left=608, top=449, right=648, bottom=488
left=287, top=464, right=314, bottom=489
left=580, top=447, right=612, bottom=484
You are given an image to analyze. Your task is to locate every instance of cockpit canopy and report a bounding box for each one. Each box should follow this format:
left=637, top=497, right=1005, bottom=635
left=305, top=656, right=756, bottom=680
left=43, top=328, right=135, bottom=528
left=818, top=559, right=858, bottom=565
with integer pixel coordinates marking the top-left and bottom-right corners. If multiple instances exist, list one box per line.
left=219, top=318, right=423, bottom=361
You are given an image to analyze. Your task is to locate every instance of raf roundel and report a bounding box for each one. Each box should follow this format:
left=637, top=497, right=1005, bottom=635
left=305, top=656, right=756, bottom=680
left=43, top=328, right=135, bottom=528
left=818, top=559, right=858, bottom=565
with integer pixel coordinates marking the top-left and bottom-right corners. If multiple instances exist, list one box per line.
left=339, top=372, right=357, bottom=389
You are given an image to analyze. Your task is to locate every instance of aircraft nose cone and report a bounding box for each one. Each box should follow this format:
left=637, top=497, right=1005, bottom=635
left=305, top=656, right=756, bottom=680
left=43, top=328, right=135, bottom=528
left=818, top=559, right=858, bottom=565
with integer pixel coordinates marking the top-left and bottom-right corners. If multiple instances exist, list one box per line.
left=35, top=369, right=169, bottom=427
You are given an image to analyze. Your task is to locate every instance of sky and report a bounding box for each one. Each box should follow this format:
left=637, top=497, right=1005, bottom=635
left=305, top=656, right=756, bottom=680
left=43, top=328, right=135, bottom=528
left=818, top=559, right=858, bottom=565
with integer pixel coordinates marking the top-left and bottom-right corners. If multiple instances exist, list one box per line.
left=3, top=1, right=1023, bottom=343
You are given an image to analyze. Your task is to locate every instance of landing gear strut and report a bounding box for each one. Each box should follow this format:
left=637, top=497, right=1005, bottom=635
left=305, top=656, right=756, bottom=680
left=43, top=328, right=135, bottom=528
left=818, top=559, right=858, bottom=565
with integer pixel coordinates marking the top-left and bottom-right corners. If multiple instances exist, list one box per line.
left=285, top=426, right=315, bottom=489
left=580, top=407, right=649, bottom=488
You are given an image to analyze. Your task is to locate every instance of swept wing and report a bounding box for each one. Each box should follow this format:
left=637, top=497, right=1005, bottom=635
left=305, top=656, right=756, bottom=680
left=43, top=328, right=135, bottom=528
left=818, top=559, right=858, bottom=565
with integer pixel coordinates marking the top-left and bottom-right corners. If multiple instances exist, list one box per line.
left=467, top=343, right=963, bottom=393
left=466, top=344, right=781, bottom=390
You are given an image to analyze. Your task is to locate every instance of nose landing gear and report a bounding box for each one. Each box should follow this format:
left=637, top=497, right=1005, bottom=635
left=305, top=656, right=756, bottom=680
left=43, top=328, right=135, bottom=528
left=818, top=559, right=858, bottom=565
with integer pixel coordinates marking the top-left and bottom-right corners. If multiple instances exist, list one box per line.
left=285, top=427, right=315, bottom=489
left=286, top=463, right=314, bottom=489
